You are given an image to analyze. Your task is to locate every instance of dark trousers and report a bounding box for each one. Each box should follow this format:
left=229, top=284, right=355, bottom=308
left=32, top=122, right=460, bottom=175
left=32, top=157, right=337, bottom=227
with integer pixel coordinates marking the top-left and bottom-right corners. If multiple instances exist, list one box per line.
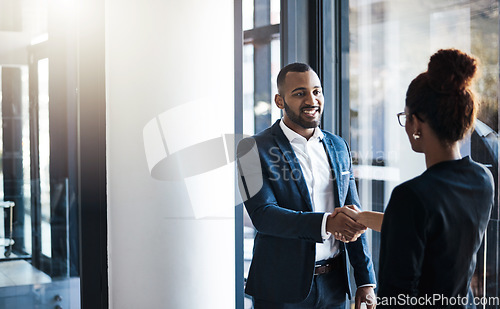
left=253, top=255, right=348, bottom=309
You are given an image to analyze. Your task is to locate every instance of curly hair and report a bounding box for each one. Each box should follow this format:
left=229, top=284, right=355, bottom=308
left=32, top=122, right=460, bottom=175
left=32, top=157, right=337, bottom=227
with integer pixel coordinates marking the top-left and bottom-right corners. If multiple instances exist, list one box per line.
left=406, top=49, right=479, bottom=144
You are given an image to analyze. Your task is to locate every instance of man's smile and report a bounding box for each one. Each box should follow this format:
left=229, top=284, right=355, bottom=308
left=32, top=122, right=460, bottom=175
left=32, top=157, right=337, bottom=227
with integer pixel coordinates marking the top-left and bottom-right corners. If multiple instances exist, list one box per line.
left=301, top=106, right=320, bottom=117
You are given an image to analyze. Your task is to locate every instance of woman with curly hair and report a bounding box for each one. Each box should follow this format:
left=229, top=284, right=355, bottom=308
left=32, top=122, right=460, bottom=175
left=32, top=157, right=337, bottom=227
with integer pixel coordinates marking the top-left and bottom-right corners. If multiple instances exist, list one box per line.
left=375, top=49, right=494, bottom=308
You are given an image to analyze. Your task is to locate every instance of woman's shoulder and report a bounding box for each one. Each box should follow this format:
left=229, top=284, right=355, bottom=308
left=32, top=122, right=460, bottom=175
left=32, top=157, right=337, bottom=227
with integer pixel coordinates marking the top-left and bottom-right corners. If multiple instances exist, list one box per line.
left=431, top=156, right=494, bottom=190
left=384, top=179, right=430, bottom=223
left=393, top=173, right=429, bottom=195
left=386, top=175, right=434, bottom=213
left=468, top=157, right=494, bottom=183
left=388, top=157, right=494, bottom=210
left=388, top=178, right=423, bottom=205
left=467, top=158, right=495, bottom=196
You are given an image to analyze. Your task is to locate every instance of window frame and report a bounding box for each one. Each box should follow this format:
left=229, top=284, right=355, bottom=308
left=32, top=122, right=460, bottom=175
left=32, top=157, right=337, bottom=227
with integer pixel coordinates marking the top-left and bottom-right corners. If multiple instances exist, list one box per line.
left=77, top=0, right=109, bottom=307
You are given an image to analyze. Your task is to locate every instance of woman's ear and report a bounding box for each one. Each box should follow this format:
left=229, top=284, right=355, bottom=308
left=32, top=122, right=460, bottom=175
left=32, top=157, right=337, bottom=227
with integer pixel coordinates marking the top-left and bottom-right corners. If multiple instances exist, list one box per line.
left=275, top=94, right=284, bottom=109
left=411, top=114, right=423, bottom=131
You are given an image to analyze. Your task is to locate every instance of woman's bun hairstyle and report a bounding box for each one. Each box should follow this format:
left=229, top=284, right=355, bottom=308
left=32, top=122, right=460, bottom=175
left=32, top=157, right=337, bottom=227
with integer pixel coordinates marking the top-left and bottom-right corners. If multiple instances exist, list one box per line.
left=406, top=49, right=479, bottom=143
left=427, top=49, right=478, bottom=94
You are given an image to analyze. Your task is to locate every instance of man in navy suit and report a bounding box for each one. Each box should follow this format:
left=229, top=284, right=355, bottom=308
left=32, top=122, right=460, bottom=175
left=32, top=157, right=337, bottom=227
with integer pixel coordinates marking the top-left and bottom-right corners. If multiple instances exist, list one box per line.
left=237, top=63, right=376, bottom=309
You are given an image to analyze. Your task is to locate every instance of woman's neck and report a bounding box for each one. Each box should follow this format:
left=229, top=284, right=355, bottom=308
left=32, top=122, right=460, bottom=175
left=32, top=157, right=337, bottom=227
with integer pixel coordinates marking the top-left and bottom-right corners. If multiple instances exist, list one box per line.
left=424, top=141, right=462, bottom=168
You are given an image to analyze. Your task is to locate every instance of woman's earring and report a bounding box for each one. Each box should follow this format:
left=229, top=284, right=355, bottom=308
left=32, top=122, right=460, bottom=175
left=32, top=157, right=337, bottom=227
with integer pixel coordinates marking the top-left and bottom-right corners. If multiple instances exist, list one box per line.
left=413, top=132, right=421, bottom=140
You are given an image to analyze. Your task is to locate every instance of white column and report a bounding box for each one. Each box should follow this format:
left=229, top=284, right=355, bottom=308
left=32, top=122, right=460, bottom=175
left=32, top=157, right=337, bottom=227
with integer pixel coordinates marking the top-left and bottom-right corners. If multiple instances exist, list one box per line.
left=106, top=0, right=235, bottom=308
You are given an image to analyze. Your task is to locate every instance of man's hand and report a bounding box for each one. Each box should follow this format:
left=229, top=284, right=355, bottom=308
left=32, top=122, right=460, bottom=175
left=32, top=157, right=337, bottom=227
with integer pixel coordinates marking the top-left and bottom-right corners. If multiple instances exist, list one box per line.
left=355, top=286, right=376, bottom=309
left=336, top=205, right=360, bottom=220
left=326, top=206, right=367, bottom=242
left=332, top=205, right=384, bottom=233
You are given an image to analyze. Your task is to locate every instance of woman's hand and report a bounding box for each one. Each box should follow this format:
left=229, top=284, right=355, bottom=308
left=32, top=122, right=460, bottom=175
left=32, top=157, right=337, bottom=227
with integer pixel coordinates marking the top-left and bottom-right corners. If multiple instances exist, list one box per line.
left=327, top=205, right=366, bottom=242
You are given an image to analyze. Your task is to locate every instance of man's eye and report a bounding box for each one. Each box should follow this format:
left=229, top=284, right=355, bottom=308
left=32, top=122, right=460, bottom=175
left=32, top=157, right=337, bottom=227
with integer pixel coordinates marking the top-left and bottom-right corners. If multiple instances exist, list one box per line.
left=294, top=92, right=305, bottom=97
left=314, top=90, right=322, bottom=95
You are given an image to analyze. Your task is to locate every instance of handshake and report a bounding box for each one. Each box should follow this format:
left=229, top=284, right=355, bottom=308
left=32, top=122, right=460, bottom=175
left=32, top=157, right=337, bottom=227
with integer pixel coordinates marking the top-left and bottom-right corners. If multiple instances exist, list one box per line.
left=326, top=205, right=384, bottom=243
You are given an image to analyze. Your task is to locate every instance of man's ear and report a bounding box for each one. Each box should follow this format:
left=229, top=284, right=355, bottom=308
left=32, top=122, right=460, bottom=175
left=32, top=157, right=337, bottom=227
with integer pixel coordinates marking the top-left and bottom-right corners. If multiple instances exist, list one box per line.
left=275, top=94, right=284, bottom=109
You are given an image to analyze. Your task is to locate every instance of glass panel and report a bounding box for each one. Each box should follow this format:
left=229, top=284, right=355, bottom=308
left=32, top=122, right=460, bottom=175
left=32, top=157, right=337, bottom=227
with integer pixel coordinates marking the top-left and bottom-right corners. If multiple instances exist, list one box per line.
left=242, top=3, right=280, bottom=309
left=270, top=0, right=280, bottom=25
left=21, top=67, right=31, bottom=255
left=243, top=0, right=254, bottom=31
left=0, top=69, right=2, bottom=198
left=270, top=38, right=281, bottom=123
left=0, top=69, right=3, bottom=248
left=0, top=0, right=81, bottom=306
left=254, top=0, right=271, bottom=28
left=242, top=39, right=281, bottom=136
left=242, top=41, right=256, bottom=309
left=243, top=44, right=255, bottom=135
left=37, top=58, right=51, bottom=258
left=348, top=0, right=499, bottom=301
left=0, top=66, right=31, bottom=260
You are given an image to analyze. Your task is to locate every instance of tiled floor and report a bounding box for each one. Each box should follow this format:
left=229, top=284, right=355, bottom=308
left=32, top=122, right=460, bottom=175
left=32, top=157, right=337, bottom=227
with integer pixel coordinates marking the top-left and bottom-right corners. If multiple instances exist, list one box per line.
left=0, top=259, right=51, bottom=287
left=0, top=276, right=79, bottom=309
left=0, top=261, right=79, bottom=309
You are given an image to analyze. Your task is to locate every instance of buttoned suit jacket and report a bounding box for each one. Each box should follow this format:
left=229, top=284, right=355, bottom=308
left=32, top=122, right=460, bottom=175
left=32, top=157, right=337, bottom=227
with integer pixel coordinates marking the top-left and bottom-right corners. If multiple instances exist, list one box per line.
left=237, top=120, right=376, bottom=303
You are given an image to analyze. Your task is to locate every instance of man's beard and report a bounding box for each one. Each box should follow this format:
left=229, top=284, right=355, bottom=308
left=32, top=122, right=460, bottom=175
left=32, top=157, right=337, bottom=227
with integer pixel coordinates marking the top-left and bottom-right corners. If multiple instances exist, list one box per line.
left=283, top=100, right=321, bottom=129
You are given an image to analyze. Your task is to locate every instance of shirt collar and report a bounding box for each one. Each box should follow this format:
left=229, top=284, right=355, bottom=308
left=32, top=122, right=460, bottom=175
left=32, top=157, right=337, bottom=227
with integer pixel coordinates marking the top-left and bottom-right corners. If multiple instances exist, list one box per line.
left=279, top=118, right=324, bottom=143
left=475, top=119, right=496, bottom=138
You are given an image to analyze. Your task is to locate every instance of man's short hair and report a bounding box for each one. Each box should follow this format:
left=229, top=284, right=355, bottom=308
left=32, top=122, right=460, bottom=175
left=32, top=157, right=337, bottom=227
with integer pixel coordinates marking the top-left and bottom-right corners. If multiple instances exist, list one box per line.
left=276, top=62, right=313, bottom=93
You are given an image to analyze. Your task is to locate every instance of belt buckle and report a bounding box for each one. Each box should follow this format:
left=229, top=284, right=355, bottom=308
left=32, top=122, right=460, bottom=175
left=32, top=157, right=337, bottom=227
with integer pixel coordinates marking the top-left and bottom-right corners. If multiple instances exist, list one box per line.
left=314, top=263, right=330, bottom=275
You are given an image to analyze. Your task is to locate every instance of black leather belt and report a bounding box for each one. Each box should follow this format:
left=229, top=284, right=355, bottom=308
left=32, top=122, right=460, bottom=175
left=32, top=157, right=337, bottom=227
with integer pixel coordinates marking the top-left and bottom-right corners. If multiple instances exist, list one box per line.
left=314, top=253, right=342, bottom=276
left=314, top=263, right=334, bottom=275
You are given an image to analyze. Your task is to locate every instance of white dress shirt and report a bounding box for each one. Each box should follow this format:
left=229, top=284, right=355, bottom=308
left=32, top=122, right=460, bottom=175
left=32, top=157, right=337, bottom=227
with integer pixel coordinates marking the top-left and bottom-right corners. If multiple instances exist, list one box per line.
left=279, top=120, right=339, bottom=261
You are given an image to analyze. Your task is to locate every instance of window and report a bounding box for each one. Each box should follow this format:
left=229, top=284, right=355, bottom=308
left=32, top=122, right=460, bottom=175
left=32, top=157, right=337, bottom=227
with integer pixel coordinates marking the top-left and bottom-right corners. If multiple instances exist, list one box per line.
left=347, top=0, right=499, bottom=301
left=0, top=0, right=109, bottom=307
left=242, top=0, right=281, bottom=307
left=243, top=0, right=281, bottom=136
left=237, top=1, right=499, bottom=307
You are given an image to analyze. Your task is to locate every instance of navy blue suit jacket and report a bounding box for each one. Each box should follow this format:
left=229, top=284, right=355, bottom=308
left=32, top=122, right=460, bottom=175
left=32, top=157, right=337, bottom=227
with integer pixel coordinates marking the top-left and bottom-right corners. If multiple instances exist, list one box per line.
left=237, top=120, right=376, bottom=303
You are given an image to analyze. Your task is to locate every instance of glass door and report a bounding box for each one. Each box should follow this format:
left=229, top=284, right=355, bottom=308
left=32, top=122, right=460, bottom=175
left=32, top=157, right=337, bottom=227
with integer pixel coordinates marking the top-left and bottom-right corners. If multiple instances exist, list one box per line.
left=0, top=65, right=32, bottom=262
left=0, top=0, right=81, bottom=307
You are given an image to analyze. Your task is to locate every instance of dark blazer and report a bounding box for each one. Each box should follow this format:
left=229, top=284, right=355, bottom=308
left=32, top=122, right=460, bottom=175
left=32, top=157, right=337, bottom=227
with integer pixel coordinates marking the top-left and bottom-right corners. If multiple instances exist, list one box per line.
left=378, top=157, right=494, bottom=308
left=237, top=120, right=376, bottom=303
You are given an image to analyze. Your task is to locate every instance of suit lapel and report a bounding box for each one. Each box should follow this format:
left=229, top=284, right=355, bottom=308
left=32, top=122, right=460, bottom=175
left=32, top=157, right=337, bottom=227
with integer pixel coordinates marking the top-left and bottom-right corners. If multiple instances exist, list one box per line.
left=322, top=136, right=342, bottom=208
left=272, top=122, right=313, bottom=211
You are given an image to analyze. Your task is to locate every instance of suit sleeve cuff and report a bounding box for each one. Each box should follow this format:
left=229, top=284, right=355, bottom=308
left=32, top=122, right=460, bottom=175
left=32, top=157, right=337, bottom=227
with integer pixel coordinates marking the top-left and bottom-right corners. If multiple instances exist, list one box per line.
left=321, top=213, right=331, bottom=241
left=358, top=284, right=376, bottom=289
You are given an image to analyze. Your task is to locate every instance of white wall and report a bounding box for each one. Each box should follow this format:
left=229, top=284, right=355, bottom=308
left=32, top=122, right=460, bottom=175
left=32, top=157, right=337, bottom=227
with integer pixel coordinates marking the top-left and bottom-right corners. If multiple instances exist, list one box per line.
left=106, top=0, right=235, bottom=308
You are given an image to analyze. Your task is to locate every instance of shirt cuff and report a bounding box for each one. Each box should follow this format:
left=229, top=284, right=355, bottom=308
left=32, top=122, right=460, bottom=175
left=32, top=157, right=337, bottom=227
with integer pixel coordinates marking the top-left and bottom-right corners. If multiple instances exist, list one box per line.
left=358, top=284, right=376, bottom=289
left=321, top=212, right=331, bottom=241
